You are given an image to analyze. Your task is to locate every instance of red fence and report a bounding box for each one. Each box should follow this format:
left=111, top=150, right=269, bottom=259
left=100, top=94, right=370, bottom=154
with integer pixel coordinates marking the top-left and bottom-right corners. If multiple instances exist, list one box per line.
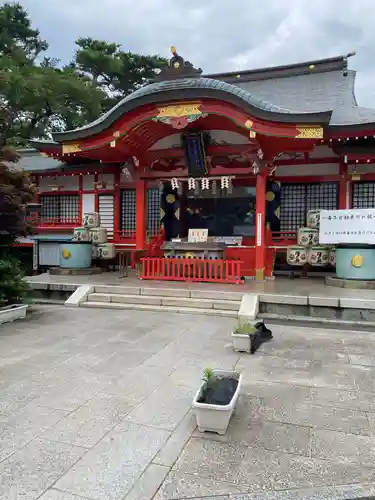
left=140, top=258, right=244, bottom=284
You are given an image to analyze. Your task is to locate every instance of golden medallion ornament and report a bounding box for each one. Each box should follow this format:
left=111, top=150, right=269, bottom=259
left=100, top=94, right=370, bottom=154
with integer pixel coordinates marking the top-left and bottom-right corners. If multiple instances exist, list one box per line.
left=351, top=255, right=364, bottom=268
left=61, top=249, right=72, bottom=259
left=166, top=194, right=176, bottom=204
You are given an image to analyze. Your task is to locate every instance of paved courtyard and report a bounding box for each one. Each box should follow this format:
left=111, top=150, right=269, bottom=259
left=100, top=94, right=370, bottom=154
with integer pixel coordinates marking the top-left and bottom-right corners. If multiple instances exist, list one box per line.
left=2, top=307, right=375, bottom=500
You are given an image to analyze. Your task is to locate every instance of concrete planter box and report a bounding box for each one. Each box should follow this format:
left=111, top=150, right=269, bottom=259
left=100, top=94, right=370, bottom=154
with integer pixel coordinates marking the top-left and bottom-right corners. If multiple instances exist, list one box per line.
left=192, top=370, right=242, bottom=435
left=232, top=332, right=251, bottom=353
left=0, top=304, right=28, bottom=325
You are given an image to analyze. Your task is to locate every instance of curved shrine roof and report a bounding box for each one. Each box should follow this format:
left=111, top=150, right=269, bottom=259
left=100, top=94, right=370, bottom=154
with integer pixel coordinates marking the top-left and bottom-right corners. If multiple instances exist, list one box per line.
left=32, top=52, right=375, bottom=149
left=52, top=76, right=330, bottom=142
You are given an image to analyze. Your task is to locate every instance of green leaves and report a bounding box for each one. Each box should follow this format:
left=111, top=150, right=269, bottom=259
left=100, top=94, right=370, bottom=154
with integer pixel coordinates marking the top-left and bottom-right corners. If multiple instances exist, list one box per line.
left=0, top=257, right=30, bottom=306
left=73, top=37, right=167, bottom=109
left=0, top=3, right=168, bottom=144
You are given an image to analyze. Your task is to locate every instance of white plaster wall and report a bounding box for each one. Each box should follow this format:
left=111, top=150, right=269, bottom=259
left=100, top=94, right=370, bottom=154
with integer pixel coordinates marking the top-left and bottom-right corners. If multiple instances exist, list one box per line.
left=83, top=174, right=95, bottom=190
left=310, top=145, right=339, bottom=159
left=275, top=163, right=339, bottom=177
left=39, top=175, right=79, bottom=192
left=347, top=163, right=375, bottom=174
left=82, top=193, right=95, bottom=217
left=102, top=173, right=114, bottom=189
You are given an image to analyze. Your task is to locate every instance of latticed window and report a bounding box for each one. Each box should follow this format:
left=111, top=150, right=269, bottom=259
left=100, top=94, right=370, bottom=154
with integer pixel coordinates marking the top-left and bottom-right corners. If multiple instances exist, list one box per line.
left=120, top=188, right=161, bottom=238
left=39, top=195, right=80, bottom=224
left=120, top=189, right=136, bottom=237
left=352, top=182, right=375, bottom=208
left=147, top=188, right=161, bottom=236
left=280, top=183, right=338, bottom=231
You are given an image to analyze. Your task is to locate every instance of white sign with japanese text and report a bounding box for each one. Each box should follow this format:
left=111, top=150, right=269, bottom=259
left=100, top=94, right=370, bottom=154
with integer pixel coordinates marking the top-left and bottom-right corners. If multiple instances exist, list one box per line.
left=319, top=209, right=375, bottom=244
left=188, top=228, right=208, bottom=243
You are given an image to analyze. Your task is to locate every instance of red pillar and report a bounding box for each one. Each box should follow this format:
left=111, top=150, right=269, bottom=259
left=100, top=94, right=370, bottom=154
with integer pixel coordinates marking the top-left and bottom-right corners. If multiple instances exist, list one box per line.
left=136, top=179, right=146, bottom=250
left=338, top=162, right=347, bottom=209
left=255, top=171, right=267, bottom=281
left=114, top=169, right=121, bottom=241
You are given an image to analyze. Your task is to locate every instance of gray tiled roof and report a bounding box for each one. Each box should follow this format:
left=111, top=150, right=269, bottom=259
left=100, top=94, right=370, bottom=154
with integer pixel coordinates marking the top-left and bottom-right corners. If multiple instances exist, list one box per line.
left=235, top=70, right=357, bottom=114
left=34, top=55, right=375, bottom=147
left=10, top=149, right=63, bottom=172
left=53, top=76, right=329, bottom=141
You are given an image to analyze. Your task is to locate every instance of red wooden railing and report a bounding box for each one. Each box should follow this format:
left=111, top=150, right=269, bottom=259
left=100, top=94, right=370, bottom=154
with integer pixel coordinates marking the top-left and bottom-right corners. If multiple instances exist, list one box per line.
left=146, top=226, right=165, bottom=257
left=268, top=230, right=297, bottom=246
left=140, top=257, right=244, bottom=284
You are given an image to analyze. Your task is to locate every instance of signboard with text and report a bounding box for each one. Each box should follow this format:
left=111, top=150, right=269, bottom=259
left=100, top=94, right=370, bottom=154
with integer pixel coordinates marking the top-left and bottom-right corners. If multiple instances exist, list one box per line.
left=188, top=228, right=208, bottom=243
left=319, top=209, right=375, bottom=244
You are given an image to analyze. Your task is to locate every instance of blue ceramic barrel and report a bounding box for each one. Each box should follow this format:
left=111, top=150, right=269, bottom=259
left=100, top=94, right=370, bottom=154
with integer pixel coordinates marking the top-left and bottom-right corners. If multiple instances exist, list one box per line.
left=336, top=246, right=375, bottom=280
left=59, top=243, right=92, bottom=269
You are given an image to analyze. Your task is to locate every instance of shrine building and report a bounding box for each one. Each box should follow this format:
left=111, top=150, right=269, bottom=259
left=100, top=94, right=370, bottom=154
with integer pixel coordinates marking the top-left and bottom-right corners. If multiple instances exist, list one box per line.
left=16, top=48, right=375, bottom=282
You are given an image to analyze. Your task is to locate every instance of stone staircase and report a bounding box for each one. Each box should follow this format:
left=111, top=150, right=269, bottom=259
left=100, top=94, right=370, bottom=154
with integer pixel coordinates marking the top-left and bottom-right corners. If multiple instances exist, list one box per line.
left=80, top=285, right=243, bottom=317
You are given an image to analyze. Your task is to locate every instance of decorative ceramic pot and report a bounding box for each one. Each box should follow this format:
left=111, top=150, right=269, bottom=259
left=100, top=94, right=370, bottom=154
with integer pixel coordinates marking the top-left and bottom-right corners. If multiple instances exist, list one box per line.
left=89, top=227, right=107, bottom=244
left=287, top=246, right=308, bottom=266
left=307, top=210, right=320, bottom=229
left=298, top=227, right=319, bottom=246
left=307, top=246, right=330, bottom=266
left=72, top=227, right=90, bottom=242
left=82, top=213, right=100, bottom=228
left=329, top=248, right=336, bottom=267
left=97, top=243, right=116, bottom=259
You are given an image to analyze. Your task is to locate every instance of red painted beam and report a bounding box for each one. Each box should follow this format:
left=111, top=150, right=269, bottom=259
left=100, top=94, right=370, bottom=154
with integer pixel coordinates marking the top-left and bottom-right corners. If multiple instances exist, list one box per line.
left=139, top=166, right=253, bottom=179
left=274, top=158, right=339, bottom=165
left=147, top=144, right=255, bottom=160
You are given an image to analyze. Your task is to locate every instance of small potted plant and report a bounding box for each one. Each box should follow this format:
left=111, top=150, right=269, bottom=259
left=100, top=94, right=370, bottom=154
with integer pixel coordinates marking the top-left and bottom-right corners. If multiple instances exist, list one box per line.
left=232, top=321, right=273, bottom=354
left=192, top=367, right=242, bottom=435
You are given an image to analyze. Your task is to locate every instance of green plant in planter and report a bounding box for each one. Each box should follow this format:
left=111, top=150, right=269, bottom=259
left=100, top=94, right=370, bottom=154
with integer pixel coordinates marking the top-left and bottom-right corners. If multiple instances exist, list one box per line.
left=203, top=367, right=214, bottom=384
left=0, top=257, right=30, bottom=307
left=233, top=321, right=257, bottom=335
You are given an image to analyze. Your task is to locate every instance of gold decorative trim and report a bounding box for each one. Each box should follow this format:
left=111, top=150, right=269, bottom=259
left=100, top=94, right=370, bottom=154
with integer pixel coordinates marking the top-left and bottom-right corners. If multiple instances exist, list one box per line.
left=295, top=126, right=324, bottom=139
left=245, top=119, right=253, bottom=129
left=157, top=103, right=201, bottom=118
left=110, top=140, right=116, bottom=148
left=62, top=143, right=81, bottom=154
left=249, top=131, right=256, bottom=138
left=174, top=207, right=180, bottom=220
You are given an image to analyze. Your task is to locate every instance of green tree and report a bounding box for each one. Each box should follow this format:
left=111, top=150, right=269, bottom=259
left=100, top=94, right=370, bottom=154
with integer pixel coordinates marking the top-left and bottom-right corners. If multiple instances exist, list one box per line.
left=73, top=37, right=167, bottom=108
left=0, top=3, right=106, bottom=145
left=0, top=144, right=36, bottom=305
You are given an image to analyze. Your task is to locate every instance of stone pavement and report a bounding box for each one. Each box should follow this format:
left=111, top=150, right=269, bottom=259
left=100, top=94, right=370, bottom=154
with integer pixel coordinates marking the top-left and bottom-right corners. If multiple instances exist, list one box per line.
left=2, top=307, right=375, bottom=500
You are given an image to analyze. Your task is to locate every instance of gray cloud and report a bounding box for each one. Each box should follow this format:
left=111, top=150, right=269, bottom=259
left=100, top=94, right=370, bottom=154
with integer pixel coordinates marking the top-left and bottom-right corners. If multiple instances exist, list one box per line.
left=22, top=0, right=375, bottom=107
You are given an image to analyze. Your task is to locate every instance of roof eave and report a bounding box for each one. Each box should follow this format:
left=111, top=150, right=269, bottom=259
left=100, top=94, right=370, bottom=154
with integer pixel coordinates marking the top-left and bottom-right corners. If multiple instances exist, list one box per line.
left=204, top=55, right=347, bottom=83
left=328, top=122, right=375, bottom=134
left=51, top=86, right=332, bottom=143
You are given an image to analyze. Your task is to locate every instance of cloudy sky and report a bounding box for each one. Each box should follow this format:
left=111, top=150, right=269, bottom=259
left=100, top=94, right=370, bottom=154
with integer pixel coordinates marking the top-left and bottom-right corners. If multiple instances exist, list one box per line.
left=21, top=0, right=375, bottom=107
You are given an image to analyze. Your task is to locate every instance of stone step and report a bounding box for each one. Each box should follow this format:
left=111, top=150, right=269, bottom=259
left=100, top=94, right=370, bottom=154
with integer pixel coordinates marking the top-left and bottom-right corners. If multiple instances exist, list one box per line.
left=87, top=293, right=240, bottom=311
left=94, top=285, right=244, bottom=302
left=81, top=301, right=238, bottom=317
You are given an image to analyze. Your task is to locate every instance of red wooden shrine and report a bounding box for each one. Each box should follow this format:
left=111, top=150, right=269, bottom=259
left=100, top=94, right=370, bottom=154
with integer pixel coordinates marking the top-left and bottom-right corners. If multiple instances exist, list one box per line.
left=21, top=49, right=375, bottom=282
